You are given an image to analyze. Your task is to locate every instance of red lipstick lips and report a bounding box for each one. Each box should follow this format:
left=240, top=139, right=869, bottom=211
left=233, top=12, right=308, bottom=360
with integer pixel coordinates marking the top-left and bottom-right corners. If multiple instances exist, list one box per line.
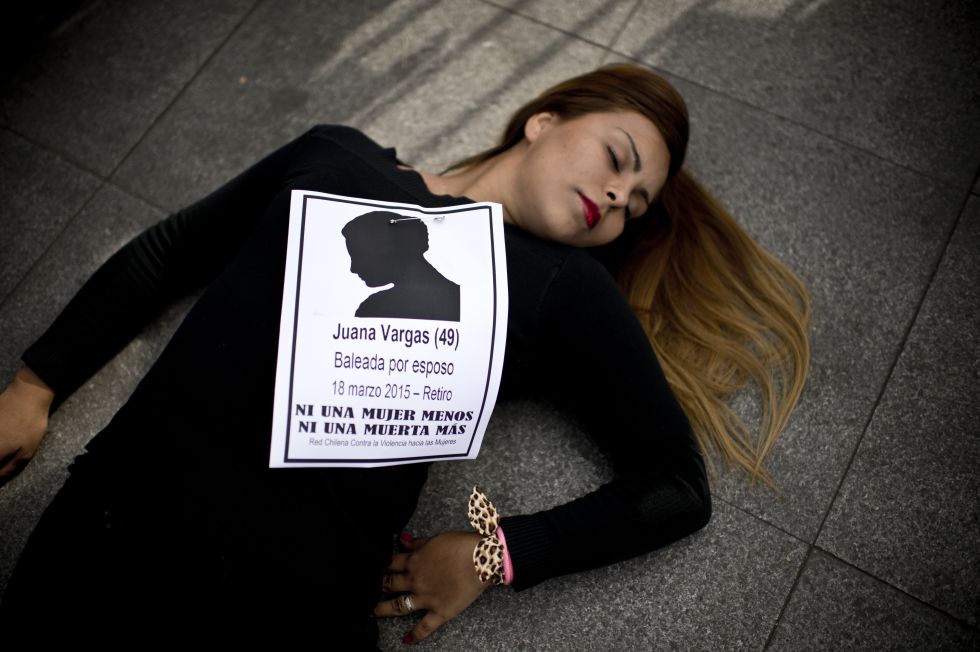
left=579, top=192, right=600, bottom=229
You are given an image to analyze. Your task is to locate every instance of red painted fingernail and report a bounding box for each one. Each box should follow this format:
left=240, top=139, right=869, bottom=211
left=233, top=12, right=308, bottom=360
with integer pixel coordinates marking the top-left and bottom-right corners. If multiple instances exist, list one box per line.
left=400, top=532, right=414, bottom=544
left=402, top=633, right=414, bottom=644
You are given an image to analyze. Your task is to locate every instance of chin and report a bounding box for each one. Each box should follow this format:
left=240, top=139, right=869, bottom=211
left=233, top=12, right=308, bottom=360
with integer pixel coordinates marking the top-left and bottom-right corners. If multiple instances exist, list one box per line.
left=553, top=219, right=590, bottom=243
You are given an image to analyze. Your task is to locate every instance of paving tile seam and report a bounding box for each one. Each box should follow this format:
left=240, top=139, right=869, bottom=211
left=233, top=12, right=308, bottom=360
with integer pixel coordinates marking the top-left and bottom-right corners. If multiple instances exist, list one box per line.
left=810, top=183, right=972, bottom=543
left=764, top=541, right=980, bottom=650
left=1, top=121, right=184, bottom=218
left=759, top=193, right=980, bottom=647
left=49, top=0, right=106, bottom=38
left=0, top=180, right=101, bottom=316
left=593, top=48, right=975, bottom=194
left=809, top=545, right=980, bottom=633
left=104, top=0, right=266, bottom=185
left=0, top=150, right=106, bottom=315
left=761, top=204, right=976, bottom=647
left=606, top=0, right=646, bottom=50
left=715, top=494, right=809, bottom=547
left=710, top=496, right=856, bottom=649
left=762, top=544, right=812, bottom=651
left=0, top=130, right=179, bottom=315
left=96, top=180, right=172, bottom=219
left=408, top=6, right=615, bottom=165
left=705, top=494, right=815, bottom=651
left=0, top=2, right=266, bottom=223
left=1, top=124, right=107, bottom=184
left=475, top=0, right=620, bottom=51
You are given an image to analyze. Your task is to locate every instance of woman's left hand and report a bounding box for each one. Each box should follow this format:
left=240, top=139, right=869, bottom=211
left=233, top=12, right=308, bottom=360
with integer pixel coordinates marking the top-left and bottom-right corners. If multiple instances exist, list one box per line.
left=375, top=530, right=491, bottom=644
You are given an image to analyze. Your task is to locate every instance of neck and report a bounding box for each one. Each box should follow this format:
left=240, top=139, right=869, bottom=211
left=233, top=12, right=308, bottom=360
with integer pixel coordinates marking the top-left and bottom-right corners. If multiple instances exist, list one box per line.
left=414, top=144, right=526, bottom=225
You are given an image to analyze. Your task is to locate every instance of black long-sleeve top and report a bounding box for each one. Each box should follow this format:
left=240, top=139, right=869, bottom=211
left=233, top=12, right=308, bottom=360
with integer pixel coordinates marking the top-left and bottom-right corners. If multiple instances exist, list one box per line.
left=22, top=125, right=710, bottom=592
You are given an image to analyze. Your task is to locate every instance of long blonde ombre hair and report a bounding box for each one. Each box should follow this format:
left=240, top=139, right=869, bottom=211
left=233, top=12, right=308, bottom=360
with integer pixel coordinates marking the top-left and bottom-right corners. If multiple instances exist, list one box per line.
left=451, top=64, right=811, bottom=486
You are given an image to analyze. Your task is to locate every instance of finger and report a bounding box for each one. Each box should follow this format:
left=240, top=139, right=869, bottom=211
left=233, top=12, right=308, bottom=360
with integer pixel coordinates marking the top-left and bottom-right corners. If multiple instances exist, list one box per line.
left=372, top=598, right=399, bottom=618
left=402, top=535, right=431, bottom=552
left=409, top=611, right=446, bottom=643
left=373, top=593, right=421, bottom=618
left=0, top=449, right=19, bottom=469
left=397, top=531, right=415, bottom=550
left=380, top=572, right=412, bottom=594
left=386, top=552, right=410, bottom=572
left=0, top=454, right=25, bottom=481
left=0, top=458, right=26, bottom=487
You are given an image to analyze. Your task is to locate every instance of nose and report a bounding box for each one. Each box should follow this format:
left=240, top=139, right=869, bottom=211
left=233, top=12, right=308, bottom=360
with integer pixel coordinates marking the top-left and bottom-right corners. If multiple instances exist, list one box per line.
left=605, top=183, right=627, bottom=207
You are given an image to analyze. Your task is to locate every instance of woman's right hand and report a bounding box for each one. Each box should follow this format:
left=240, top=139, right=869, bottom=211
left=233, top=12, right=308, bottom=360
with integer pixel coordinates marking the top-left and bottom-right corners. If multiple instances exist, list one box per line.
left=0, top=366, right=54, bottom=486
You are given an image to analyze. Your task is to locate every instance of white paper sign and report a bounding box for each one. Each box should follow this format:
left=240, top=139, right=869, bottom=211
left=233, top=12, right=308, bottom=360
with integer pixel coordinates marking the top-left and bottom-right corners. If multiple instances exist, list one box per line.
left=270, top=190, right=508, bottom=467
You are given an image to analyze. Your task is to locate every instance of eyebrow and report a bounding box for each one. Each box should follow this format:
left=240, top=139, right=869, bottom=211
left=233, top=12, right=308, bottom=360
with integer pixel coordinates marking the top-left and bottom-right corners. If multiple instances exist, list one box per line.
left=617, top=127, right=651, bottom=206
left=617, top=127, right=642, bottom=172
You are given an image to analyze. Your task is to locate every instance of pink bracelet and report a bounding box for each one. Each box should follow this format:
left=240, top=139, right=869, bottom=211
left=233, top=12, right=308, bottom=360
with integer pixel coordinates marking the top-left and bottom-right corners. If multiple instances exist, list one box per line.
left=495, top=525, right=514, bottom=585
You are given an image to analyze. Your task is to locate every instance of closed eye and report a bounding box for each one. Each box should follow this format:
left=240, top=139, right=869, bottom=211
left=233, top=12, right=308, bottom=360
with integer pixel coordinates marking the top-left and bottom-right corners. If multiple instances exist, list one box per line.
left=607, top=146, right=621, bottom=172
left=609, top=145, right=644, bottom=219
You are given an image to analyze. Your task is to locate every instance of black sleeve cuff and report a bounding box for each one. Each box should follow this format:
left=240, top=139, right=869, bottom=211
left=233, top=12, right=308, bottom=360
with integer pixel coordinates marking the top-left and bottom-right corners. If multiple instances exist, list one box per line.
left=498, top=513, right=561, bottom=592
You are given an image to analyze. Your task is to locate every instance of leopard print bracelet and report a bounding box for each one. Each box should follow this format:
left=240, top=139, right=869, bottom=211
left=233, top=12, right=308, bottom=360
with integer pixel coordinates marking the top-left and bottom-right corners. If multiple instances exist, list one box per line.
left=467, top=485, right=505, bottom=585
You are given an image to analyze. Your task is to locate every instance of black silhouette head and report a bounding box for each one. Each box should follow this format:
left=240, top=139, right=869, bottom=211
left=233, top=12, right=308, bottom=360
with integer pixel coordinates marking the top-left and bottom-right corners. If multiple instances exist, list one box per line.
left=341, top=211, right=429, bottom=287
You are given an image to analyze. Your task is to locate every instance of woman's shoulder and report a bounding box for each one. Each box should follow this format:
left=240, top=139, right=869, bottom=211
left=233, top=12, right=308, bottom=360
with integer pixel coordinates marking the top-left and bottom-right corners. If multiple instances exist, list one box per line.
left=503, top=224, right=597, bottom=264
left=272, top=124, right=397, bottom=173
left=503, top=225, right=622, bottom=316
left=505, top=226, right=613, bottom=279
left=304, top=123, right=368, bottom=141
left=302, top=124, right=392, bottom=158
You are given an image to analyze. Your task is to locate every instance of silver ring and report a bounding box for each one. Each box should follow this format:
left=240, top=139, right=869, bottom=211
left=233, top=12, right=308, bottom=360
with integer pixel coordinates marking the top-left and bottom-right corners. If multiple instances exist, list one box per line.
left=401, top=594, right=416, bottom=613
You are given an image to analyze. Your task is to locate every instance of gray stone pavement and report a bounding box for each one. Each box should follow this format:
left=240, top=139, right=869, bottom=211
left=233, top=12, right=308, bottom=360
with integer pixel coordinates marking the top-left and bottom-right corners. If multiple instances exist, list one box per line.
left=1, top=0, right=977, bottom=648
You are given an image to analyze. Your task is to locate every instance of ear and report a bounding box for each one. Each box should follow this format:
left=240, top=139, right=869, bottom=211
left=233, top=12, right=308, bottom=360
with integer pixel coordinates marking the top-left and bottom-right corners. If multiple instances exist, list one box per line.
left=524, top=111, right=557, bottom=143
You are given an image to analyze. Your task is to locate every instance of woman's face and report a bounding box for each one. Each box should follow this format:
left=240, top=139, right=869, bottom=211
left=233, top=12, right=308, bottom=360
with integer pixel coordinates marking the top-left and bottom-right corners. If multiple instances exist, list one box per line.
left=506, top=110, right=671, bottom=247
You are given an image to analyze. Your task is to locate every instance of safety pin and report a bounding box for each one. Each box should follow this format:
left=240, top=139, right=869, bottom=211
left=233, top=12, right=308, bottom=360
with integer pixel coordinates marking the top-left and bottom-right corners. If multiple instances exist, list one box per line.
left=389, top=215, right=446, bottom=224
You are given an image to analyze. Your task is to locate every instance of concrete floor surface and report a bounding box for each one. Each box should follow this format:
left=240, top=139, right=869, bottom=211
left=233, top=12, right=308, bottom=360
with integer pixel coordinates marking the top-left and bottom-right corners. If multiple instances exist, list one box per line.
left=1, top=0, right=977, bottom=649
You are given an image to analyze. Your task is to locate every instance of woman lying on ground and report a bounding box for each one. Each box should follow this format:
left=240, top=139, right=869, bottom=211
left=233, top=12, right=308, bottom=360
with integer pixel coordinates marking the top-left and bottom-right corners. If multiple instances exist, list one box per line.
left=0, top=63, right=809, bottom=645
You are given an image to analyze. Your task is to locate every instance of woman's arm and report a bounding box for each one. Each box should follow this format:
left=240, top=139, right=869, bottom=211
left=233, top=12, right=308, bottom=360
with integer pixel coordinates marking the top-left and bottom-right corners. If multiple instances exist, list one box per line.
left=499, top=251, right=712, bottom=591
left=20, top=130, right=316, bottom=404
left=374, top=249, right=711, bottom=641
left=1, top=127, right=337, bottom=482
